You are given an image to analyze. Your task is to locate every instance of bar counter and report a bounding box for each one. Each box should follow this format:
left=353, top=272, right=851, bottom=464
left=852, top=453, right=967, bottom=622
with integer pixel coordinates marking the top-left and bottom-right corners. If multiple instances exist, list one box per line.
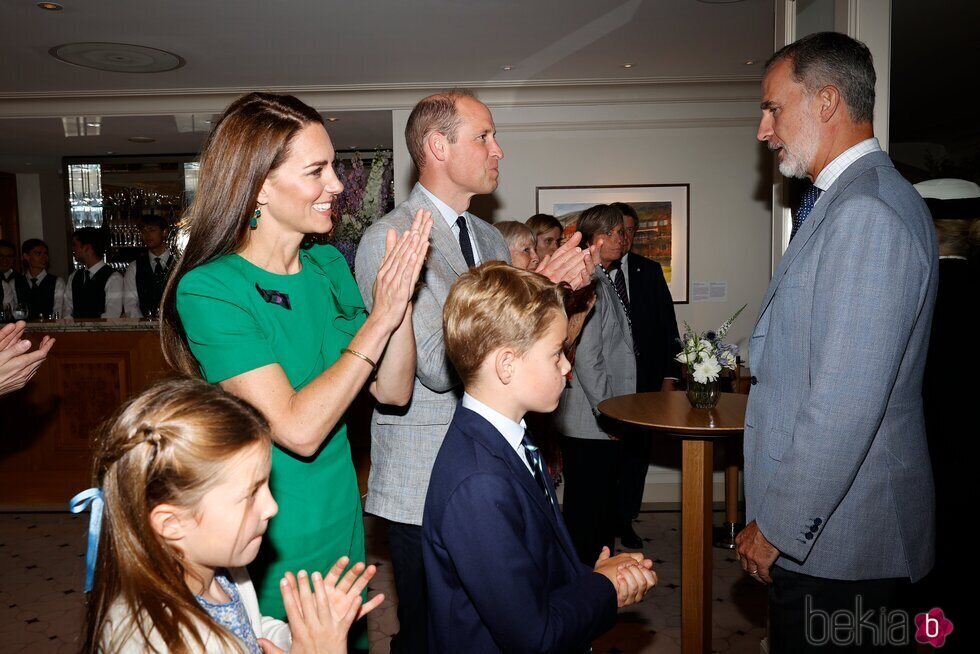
left=0, top=320, right=170, bottom=506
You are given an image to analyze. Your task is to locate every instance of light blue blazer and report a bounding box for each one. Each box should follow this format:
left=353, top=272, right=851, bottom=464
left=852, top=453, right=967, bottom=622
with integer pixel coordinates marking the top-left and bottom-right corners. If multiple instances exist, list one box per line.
left=744, top=150, right=938, bottom=582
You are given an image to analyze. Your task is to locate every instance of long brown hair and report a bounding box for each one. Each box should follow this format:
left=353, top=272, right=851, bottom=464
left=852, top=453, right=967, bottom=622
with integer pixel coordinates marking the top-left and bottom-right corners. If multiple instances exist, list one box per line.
left=160, top=92, right=324, bottom=376
left=80, top=377, right=272, bottom=653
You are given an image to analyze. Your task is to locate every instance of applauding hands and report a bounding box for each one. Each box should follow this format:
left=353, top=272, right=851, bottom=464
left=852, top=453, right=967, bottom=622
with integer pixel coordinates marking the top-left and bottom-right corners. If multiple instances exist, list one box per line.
left=0, top=321, right=54, bottom=397
left=371, top=208, right=433, bottom=332
left=535, top=231, right=598, bottom=290
left=593, top=546, right=658, bottom=608
left=258, top=556, right=385, bottom=654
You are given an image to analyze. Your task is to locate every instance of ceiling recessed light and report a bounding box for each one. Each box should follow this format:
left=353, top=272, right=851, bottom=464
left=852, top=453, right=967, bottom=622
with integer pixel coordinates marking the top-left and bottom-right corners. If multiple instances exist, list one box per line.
left=744, top=60, right=756, bottom=65
left=127, top=136, right=155, bottom=143
left=106, top=151, right=114, bottom=154
left=500, top=65, right=515, bottom=71
left=49, top=42, right=185, bottom=74
left=37, top=2, right=63, bottom=10
left=326, top=117, right=340, bottom=122
left=621, top=63, right=634, bottom=69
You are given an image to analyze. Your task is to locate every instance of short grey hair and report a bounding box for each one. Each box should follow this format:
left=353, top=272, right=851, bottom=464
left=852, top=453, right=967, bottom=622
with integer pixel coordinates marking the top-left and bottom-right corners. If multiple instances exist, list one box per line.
left=766, top=32, right=875, bottom=124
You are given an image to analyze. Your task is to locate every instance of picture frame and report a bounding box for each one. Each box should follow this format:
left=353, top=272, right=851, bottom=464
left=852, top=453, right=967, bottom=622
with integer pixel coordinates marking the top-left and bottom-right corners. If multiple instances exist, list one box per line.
left=536, top=184, right=690, bottom=303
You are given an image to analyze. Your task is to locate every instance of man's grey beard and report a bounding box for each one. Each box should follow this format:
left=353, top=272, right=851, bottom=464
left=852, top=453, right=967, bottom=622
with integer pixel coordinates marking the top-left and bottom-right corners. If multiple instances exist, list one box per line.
left=773, top=107, right=819, bottom=179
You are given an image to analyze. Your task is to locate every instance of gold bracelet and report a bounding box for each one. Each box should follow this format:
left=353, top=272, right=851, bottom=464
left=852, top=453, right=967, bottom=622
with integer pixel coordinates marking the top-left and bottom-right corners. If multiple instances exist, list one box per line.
left=341, top=347, right=377, bottom=372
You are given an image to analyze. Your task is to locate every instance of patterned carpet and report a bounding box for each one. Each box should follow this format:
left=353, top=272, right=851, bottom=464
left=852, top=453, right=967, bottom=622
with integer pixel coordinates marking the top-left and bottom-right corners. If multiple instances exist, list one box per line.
left=0, top=509, right=767, bottom=653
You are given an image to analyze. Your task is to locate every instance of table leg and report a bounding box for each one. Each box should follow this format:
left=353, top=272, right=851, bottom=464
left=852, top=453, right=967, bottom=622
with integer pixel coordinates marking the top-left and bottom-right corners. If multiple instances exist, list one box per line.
left=681, top=438, right=713, bottom=654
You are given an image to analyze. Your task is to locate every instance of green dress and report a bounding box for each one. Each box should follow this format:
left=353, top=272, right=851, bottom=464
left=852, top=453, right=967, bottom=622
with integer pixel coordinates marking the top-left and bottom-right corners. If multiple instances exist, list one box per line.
left=176, top=244, right=367, bottom=621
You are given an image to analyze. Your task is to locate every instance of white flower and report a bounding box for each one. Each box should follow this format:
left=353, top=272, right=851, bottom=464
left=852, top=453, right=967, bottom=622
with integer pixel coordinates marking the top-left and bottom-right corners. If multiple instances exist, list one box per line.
left=696, top=339, right=713, bottom=354
left=676, top=350, right=696, bottom=365
left=692, top=356, right=722, bottom=383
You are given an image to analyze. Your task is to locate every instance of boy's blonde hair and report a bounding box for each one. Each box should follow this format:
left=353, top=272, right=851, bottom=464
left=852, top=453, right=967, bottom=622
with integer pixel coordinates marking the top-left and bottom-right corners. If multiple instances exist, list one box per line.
left=81, top=376, right=271, bottom=654
left=444, top=261, right=567, bottom=386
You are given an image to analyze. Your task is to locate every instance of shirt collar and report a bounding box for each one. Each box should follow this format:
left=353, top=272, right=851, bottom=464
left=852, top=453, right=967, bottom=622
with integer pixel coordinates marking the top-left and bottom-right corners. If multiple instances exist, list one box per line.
left=87, top=260, right=107, bottom=275
left=813, top=137, right=881, bottom=192
left=462, top=392, right=527, bottom=453
left=148, top=249, right=172, bottom=265
left=417, top=182, right=467, bottom=231
left=30, top=270, right=48, bottom=283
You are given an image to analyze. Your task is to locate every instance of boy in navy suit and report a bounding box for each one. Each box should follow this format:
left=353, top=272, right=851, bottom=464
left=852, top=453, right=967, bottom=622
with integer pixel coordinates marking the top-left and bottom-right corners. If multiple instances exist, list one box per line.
left=423, top=262, right=657, bottom=653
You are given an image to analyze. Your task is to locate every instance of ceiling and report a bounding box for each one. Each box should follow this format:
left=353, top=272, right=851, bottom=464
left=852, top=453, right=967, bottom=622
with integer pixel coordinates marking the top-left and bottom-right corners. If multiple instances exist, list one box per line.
left=1, top=0, right=975, bottom=180
left=0, top=0, right=774, bottom=172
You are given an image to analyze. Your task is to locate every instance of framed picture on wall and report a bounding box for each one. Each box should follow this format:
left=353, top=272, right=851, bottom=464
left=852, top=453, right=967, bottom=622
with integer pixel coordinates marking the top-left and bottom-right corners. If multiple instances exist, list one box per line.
left=536, top=184, right=690, bottom=303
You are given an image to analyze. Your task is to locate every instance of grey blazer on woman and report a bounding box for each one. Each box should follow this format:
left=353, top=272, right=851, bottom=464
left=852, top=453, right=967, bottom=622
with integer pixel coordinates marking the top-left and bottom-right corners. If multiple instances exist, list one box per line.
left=744, top=149, right=938, bottom=582
left=354, top=184, right=511, bottom=526
left=555, top=270, right=636, bottom=440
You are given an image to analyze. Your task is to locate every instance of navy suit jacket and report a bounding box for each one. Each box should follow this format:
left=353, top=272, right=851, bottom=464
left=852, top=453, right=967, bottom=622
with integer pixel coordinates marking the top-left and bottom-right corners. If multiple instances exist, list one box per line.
left=422, top=405, right=618, bottom=653
left=625, top=252, right=680, bottom=392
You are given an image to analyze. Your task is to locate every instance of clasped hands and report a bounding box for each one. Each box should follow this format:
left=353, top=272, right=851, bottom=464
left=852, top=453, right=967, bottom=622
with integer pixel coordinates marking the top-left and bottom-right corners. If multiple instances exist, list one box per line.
left=734, top=520, right=780, bottom=584
left=0, top=321, right=54, bottom=397
left=593, top=546, right=658, bottom=608
left=258, top=556, right=384, bottom=654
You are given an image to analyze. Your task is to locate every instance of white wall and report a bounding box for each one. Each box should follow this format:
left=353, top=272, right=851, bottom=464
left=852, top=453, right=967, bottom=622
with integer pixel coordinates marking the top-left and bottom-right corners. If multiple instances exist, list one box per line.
left=15, top=171, right=69, bottom=277
left=393, top=82, right=772, bottom=501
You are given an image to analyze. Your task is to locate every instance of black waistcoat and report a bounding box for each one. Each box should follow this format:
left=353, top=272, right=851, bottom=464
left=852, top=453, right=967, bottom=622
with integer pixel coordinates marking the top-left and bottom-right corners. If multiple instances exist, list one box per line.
left=71, top=265, right=116, bottom=318
left=15, top=273, right=58, bottom=318
left=134, top=254, right=173, bottom=316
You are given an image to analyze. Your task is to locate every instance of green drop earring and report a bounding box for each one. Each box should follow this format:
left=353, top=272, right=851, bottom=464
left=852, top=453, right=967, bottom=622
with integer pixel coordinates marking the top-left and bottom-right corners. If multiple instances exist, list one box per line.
left=250, top=208, right=261, bottom=229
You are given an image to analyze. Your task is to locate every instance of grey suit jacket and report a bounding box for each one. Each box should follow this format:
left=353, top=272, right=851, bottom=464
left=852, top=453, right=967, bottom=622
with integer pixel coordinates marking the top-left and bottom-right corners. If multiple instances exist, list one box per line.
left=744, top=150, right=938, bottom=582
left=354, top=184, right=511, bottom=525
left=555, top=270, right=636, bottom=440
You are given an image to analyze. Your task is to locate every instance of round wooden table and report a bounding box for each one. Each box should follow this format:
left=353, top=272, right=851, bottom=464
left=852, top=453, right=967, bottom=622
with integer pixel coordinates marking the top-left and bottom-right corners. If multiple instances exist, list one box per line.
left=597, top=391, right=747, bottom=654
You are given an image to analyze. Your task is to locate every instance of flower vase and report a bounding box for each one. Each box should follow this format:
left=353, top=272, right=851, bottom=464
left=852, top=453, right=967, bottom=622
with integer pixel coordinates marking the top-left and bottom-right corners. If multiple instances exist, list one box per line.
left=686, top=379, right=721, bottom=408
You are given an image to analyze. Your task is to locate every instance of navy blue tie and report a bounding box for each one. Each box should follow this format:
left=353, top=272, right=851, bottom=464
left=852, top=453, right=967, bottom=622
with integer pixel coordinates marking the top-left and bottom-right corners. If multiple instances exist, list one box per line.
left=456, top=216, right=476, bottom=268
left=791, top=184, right=822, bottom=240
left=521, top=431, right=560, bottom=516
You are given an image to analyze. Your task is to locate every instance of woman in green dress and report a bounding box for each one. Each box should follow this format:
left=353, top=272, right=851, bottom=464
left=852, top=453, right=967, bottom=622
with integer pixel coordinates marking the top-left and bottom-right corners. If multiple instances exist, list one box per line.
left=159, top=92, right=432, bottom=626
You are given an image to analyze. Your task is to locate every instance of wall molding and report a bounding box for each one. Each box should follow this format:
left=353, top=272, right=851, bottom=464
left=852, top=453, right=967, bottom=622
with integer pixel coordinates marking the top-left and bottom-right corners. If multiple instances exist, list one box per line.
left=0, top=76, right=762, bottom=119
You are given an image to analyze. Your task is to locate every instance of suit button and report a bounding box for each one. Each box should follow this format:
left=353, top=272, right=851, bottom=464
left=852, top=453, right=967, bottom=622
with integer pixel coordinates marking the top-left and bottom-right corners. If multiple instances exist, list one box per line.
left=814, top=518, right=822, bottom=525
left=805, top=532, right=814, bottom=540
left=809, top=525, right=819, bottom=533
left=750, top=376, right=758, bottom=385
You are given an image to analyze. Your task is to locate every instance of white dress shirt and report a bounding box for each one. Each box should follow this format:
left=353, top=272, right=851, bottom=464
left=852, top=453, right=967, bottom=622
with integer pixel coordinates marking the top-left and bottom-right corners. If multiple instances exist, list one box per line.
left=812, top=138, right=882, bottom=201
left=1, top=269, right=17, bottom=309
left=461, top=392, right=533, bottom=475
left=64, top=260, right=124, bottom=318
left=417, top=182, right=482, bottom=265
left=123, top=249, right=172, bottom=318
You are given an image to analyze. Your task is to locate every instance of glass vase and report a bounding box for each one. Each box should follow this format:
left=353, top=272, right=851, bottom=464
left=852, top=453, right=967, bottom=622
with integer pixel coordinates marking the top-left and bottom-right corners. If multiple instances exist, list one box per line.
left=686, top=379, right=721, bottom=408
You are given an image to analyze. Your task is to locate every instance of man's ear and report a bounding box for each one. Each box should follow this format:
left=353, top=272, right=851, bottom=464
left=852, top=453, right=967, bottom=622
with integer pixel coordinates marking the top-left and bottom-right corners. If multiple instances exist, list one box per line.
left=149, top=503, right=188, bottom=544
left=816, top=85, right=842, bottom=123
left=426, top=132, right=449, bottom=164
left=494, top=347, right=517, bottom=385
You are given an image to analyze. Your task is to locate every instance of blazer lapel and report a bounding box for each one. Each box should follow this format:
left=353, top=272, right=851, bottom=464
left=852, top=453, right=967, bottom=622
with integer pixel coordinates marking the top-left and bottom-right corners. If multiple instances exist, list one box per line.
left=460, top=408, right=581, bottom=564
left=499, top=446, right=582, bottom=565
left=406, top=186, right=469, bottom=277
left=469, top=213, right=510, bottom=265
left=597, top=272, right=634, bottom=347
left=754, top=151, right=891, bottom=327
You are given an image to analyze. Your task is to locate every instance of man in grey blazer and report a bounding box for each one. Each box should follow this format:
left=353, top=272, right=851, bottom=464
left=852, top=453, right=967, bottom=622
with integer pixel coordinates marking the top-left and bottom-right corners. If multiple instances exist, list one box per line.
left=355, top=89, right=594, bottom=653
left=554, top=204, right=637, bottom=565
left=736, top=33, right=938, bottom=651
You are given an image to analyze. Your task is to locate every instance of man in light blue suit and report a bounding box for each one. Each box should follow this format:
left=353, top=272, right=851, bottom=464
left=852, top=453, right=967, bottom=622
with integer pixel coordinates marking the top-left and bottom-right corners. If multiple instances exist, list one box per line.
left=736, top=33, right=938, bottom=652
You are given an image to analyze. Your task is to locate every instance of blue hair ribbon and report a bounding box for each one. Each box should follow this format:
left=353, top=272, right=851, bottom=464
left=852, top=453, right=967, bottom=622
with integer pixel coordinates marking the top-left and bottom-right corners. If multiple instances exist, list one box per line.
left=69, top=488, right=104, bottom=593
